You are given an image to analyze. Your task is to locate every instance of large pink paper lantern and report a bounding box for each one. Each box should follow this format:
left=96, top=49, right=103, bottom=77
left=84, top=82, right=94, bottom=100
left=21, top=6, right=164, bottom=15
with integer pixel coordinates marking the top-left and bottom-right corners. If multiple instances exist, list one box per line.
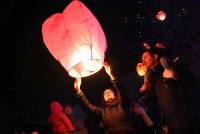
left=42, top=0, right=107, bottom=78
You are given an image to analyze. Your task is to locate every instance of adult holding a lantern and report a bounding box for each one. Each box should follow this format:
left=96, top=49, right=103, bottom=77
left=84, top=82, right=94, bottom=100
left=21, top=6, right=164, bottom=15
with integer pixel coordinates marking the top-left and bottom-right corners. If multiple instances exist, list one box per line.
left=137, top=44, right=196, bottom=134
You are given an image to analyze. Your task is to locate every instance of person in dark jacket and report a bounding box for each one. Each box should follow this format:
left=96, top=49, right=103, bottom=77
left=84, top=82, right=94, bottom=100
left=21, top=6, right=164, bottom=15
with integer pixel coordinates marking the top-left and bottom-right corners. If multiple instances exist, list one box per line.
left=139, top=48, right=198, bottom=134
left=73, top=63, right=135, bottom=134
left=63, top=103, right=88, bottom=134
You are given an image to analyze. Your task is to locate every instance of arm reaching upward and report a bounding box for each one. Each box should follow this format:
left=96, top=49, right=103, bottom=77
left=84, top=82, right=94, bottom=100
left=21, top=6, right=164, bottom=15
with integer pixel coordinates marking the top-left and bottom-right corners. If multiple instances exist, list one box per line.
left=103, top=62, right=129, bottom=104
left=103, top=62, right=116, bottom=80
left=74, top=77, right=82, bottom=95
left=73, top=78, right=101, bottom=114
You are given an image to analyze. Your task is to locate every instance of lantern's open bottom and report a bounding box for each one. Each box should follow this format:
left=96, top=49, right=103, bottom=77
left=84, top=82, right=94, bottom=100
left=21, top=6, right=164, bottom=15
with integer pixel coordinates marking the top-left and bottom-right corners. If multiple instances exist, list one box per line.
left=68, top=59, right=104, bottom=78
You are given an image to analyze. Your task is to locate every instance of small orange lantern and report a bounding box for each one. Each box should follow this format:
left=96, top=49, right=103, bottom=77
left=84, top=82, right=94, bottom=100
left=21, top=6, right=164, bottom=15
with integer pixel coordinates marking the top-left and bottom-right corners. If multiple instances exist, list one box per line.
left=156, top=10, right=166, bottom=21
left=136, top=63, right=147, bottom=76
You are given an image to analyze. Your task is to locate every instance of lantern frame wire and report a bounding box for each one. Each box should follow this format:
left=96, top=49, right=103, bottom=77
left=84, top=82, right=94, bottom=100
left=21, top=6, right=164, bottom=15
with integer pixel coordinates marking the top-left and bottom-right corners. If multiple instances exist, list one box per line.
left=67, top=1, right=104, bottom=78
left=68, top=59, right=104, bottom=77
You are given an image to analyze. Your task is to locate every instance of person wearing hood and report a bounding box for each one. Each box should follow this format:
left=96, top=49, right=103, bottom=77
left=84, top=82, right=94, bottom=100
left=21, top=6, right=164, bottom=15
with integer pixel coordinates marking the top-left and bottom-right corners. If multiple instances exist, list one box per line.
left=73, top=63, right=136, bottom=134
left=48, top=101, right=75, bottom=134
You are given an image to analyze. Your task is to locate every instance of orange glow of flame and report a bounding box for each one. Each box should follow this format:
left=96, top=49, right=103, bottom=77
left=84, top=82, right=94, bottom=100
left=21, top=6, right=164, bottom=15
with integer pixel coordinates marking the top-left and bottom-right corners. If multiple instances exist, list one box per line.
left=136, top=63, right=147, bottom=76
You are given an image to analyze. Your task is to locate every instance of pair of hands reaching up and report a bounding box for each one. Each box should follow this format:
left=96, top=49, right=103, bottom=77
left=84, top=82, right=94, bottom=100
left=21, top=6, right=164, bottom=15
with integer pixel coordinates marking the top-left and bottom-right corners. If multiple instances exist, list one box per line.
left=74, top=62, right=114, bottom=94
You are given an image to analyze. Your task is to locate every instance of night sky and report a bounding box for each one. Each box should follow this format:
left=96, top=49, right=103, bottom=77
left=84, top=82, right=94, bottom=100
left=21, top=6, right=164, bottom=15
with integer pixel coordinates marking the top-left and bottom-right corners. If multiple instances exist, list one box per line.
left=2, top=0, right=200, bottom=132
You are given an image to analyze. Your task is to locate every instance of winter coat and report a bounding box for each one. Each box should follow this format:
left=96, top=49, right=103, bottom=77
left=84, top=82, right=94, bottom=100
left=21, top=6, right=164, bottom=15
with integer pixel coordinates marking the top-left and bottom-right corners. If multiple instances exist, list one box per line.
left=48, top=101, right=75, bottom=134
left=77, top=80, right=135, bottom=134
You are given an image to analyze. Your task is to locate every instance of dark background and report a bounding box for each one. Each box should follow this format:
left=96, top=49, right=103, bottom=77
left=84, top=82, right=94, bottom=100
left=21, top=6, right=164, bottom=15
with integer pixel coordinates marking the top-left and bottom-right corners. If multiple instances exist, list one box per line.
left=1, top=0, right=200, bottom=132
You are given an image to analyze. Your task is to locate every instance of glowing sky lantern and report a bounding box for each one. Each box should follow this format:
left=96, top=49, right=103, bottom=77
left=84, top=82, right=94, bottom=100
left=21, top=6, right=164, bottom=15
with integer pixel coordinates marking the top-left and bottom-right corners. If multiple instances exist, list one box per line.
left=42, top=0, right=107, bottom=78
left=136, top=63, right=147, bottom=76
left=156, top=10, right=166, bottom=21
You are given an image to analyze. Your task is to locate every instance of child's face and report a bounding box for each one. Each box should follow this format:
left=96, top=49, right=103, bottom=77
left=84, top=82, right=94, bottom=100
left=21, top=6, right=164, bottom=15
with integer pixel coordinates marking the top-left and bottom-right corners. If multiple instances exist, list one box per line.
left=103, top=89, right=115, bottom=101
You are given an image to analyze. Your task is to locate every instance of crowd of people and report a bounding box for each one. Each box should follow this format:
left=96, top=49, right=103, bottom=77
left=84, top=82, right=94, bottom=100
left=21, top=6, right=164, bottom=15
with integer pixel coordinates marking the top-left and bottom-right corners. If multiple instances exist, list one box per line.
left=48, top=43, right=200, bottom=134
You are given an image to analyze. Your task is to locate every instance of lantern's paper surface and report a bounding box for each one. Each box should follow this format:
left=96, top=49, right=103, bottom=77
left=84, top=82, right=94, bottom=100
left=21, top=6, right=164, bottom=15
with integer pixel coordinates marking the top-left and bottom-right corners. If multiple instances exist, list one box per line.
left=156, top=10, right=166, bottom=21
left=42, top=0, right=107, bottom=77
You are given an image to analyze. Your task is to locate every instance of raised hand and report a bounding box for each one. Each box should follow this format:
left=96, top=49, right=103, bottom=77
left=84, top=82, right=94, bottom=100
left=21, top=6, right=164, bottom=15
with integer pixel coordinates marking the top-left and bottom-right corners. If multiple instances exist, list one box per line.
left=163, top=69, right=177, bottom=80
left=103, top=62, right=111, bottom=75
left=103, top=62, right=115, bottom=80
left=132, top=103, right=147, bottom=116
left=74, top=77, right=82, bottom=94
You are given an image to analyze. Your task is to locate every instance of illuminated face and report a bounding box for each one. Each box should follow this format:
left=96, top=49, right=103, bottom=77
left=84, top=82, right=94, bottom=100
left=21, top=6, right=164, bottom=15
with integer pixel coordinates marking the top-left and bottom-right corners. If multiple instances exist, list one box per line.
left=142, top=51, right=157, bottom=70
left=103, top=89, right=115, bottom=101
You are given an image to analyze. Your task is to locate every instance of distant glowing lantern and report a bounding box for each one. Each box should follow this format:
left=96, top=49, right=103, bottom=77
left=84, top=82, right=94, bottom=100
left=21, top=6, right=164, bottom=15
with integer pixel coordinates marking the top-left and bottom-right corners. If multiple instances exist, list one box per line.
left=42, top=0, right=107, bottom=78
left=136, top=63, right=147, bottom=76
left=156, top=10, right=166, bottom=21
